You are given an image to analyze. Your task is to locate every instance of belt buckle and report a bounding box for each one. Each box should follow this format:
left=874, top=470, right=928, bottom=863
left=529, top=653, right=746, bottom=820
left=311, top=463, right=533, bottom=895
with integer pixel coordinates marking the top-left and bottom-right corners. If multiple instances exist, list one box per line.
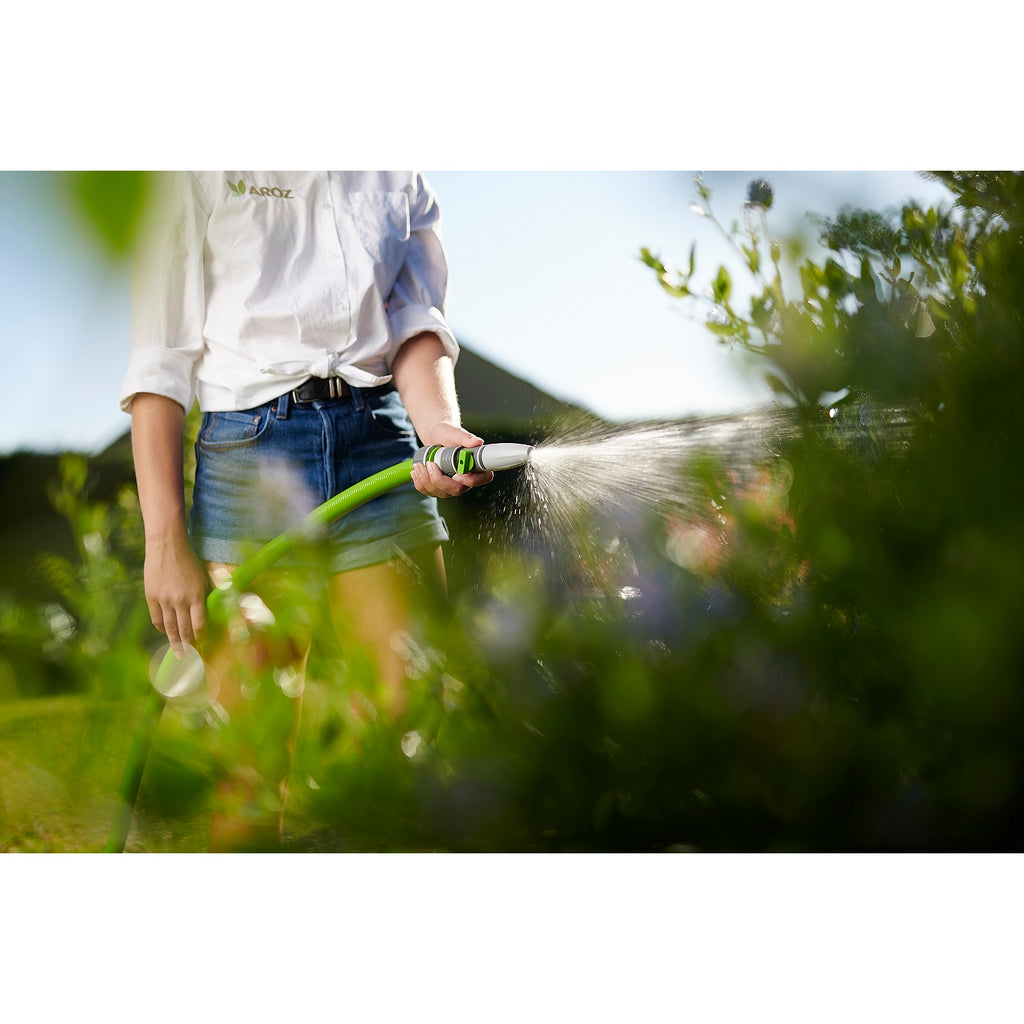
left=292, top=377, right=346, bottom=403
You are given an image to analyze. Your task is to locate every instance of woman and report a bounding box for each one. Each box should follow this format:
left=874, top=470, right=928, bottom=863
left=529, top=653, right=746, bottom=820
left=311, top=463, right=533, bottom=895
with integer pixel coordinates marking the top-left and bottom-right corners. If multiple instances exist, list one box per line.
left=122, top=171, right=491, bottom=849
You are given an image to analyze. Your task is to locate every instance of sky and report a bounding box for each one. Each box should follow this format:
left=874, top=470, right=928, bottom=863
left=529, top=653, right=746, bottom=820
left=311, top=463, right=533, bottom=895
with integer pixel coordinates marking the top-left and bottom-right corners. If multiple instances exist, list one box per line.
left=0, top=169, right=954, bottom=454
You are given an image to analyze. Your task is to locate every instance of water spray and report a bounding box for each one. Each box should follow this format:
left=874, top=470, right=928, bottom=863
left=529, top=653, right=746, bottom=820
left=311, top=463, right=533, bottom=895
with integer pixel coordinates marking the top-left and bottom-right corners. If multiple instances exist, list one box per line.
left=105, top=441, right=533, bottom=853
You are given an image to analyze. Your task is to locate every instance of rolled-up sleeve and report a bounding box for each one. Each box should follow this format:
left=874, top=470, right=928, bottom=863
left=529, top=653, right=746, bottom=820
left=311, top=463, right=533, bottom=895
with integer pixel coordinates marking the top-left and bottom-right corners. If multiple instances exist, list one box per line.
left=385, top=173, right=460, bottom=366
left=119, top=172, right=211, bottom=413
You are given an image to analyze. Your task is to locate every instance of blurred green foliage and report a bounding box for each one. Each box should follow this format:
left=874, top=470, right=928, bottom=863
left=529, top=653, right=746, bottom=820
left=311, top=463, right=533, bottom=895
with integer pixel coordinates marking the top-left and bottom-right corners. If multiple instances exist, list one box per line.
left=4, top=172, right=1023, bottom=852
left=64, top=172, right=152, bottom=256
left=627, top=171, right=1024, bottom=849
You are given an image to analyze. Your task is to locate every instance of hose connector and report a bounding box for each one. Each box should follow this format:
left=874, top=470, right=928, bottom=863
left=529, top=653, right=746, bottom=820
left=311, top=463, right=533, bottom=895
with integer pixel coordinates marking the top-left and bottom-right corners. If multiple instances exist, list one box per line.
left=414, top=442, right=534, bottom=476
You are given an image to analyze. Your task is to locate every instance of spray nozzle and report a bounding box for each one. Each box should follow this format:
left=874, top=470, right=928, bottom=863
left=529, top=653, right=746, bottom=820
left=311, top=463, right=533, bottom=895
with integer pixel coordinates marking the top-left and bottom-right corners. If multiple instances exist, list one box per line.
left=414, top=442, right=534, bottom=476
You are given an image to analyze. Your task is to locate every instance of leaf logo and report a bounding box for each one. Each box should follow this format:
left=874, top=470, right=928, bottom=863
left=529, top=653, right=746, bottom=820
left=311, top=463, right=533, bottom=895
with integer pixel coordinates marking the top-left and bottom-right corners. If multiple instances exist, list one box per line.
left=224, top=178, right=296, bottom=200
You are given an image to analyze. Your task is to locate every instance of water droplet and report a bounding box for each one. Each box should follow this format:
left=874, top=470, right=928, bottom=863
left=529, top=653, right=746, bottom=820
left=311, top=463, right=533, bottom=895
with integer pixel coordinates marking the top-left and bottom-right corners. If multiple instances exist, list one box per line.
left=240, top=592, right=276, bottom=628
left=149, top=643, right=210, bottom=712
left=274, top=665, right=304, bottom=698
left=205, top=700, right=230, bottom=727
left=44, top=604, right=76, bottom=641
left=210, top=565, right=233, bottom=590
left=83, top=531, right=107, bottom=558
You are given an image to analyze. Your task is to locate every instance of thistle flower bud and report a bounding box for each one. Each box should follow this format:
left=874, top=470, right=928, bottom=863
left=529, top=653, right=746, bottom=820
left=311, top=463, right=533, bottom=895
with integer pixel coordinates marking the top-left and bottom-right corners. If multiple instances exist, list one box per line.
left=746, top=178, right=774, bottom=210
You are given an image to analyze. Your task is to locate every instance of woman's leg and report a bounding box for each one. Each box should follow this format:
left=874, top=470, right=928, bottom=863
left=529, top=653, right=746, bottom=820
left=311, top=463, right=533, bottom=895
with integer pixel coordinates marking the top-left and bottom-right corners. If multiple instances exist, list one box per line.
left=203, top=562, right=310, bottom=852
left=327, top=545, right=447, bottom=721
left=201, top=545, right=445, bottom=848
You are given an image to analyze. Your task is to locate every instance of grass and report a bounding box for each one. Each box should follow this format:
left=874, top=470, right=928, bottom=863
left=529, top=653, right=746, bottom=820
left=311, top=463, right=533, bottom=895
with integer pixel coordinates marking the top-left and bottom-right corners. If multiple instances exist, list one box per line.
left=1, top=694, right=139, bottom=852
left=0, top=690, right=435, bottom=853
left=0, top=694, right=229, bottom=852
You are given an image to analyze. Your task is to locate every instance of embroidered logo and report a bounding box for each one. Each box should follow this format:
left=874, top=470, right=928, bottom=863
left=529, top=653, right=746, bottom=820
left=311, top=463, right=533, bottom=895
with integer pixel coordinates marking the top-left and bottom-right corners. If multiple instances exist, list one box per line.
left=226, top=178, right=295, bottom=199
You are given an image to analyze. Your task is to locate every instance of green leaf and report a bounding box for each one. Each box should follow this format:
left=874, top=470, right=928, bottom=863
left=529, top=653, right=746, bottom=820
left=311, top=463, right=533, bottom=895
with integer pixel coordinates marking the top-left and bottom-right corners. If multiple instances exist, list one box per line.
left=824, top=257, right=852, bottom=296
left=659, top=279, right=690, bottom=298
left=706, top=322, right=737, bottom=337
left=925, top=295, right=952, bottom=322
left=712, top=266, right=732, bottom=303
left=750, top=295, right=773, bottom=331
left=638, top=247, right=664, bottom=272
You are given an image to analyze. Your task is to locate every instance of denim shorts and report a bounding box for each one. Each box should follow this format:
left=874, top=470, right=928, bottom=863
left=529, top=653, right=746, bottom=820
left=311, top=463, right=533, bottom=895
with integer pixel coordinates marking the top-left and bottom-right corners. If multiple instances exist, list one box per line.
left=189, top=385, right=449, bottom=573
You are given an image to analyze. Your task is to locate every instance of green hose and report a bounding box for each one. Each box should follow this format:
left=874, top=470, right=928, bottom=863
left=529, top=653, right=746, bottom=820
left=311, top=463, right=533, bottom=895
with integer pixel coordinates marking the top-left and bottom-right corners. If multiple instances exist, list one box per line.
left=104, top=457, right=416, bottom=853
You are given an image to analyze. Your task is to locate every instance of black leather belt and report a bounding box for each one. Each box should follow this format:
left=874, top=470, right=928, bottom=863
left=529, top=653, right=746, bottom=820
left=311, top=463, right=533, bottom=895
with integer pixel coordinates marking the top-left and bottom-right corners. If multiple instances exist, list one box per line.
left=289, top=377, right=392, bottom=403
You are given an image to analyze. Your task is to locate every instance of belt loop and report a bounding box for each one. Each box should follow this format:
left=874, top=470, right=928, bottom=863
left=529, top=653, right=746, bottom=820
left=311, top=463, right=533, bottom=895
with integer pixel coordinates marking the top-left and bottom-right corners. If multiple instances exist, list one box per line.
left=350, top=385, right=365, bottom=411
left=276, top=390, right=291, bottom=419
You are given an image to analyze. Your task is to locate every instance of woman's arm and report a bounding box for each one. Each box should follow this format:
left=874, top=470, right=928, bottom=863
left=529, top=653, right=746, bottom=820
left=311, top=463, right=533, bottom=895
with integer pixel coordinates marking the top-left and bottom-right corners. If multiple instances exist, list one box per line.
left=390, top=332, right=494, bottom=498
left=130, top=392, right=209, bottom=648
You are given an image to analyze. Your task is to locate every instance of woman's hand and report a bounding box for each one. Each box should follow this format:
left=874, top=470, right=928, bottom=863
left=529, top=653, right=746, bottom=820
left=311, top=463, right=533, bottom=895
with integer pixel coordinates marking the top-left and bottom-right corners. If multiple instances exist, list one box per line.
left=411, top=421, right=495, bottom=498
left=390, top=333, right=496, bottom=499
left=143, top=529, right=209, bottom=651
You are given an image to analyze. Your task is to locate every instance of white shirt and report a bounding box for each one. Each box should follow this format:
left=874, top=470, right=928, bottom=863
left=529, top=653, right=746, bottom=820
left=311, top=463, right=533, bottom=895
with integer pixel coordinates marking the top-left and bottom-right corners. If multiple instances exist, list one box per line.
left=120, top=170, right=459, bottom=414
